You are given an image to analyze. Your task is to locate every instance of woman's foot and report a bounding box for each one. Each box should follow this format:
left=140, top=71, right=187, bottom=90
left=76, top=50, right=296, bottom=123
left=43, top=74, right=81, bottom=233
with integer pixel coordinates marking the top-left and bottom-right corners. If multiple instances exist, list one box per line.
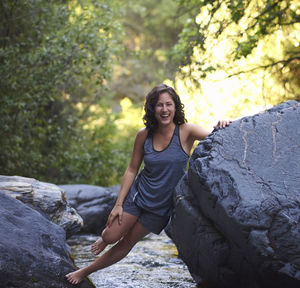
left=65, top=268, right=87, bottom=285
left=91, top=237, right=107, bottom=255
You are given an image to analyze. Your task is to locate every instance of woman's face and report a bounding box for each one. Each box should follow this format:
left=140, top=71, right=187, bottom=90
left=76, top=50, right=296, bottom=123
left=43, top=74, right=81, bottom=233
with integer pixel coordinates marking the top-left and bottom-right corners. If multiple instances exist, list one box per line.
left=154, top=92, right=176, bottom=126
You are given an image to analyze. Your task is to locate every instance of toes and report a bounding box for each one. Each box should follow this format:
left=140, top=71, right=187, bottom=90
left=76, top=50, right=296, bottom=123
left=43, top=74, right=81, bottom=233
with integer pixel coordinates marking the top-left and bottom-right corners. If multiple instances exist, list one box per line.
left=91, top=242, right=97, bottom=250
left=65, top=273, right=77, bottom=285
left=91, top=248, right=98, bottom=255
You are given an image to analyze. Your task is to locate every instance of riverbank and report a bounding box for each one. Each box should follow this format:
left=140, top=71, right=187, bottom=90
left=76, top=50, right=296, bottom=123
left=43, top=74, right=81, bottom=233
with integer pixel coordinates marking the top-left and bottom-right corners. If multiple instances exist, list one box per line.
left=67, top=232, right=197, bottom=288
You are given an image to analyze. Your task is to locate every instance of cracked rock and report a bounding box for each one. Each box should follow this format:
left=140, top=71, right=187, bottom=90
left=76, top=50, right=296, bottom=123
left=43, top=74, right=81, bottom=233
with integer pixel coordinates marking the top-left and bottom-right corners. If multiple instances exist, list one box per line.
left=171, top=101, right=300, bottom=288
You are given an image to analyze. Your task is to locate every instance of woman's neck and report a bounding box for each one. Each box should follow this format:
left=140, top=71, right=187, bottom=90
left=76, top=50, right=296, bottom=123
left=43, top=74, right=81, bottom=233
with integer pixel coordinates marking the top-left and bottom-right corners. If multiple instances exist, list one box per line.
left=156, top=122, right=176, bottom=135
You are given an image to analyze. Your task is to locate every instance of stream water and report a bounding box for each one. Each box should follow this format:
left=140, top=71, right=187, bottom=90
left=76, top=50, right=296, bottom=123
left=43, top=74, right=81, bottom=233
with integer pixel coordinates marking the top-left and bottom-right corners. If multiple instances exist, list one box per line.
left=67, top=232, right=197, bottom=288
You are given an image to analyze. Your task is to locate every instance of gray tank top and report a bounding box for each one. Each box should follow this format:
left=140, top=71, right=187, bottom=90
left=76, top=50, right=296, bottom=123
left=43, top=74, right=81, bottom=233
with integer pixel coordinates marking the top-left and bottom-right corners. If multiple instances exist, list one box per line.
left=131, top=125, right=189, bottom=216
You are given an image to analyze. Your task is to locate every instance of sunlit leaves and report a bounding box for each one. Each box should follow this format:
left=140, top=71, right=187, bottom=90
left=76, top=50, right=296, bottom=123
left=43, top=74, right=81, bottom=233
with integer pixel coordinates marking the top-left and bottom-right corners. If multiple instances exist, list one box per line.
left=175, top=0, right=299, bottom=61
left=171, top=0, right=299, bottom=127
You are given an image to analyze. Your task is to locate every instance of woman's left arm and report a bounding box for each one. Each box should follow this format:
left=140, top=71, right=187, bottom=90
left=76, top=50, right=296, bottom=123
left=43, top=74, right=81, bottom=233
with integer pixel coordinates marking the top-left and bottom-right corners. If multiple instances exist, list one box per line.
left=181, top=120, right=231, bottom=154
left=186, top=120, right=232, bottom=142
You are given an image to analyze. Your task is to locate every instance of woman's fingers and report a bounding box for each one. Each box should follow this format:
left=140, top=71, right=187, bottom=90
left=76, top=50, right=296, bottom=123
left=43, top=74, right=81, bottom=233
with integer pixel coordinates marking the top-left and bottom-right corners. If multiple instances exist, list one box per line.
left=214, top=120, right=232, bottom=129
left=106, top=206, right=123, bottom=227
left=220, top=120, right=231, bottom=128
left=118, top=211, right=123, bottom=225
left=106, top=213, right=116, bottom=228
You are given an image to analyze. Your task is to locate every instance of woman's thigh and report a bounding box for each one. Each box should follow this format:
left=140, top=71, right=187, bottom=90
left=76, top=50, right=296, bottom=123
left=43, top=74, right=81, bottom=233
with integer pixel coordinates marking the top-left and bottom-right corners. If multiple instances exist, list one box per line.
left=122, top=220, right=150, bottom=247
left=102, top=212, right=139, bottom=244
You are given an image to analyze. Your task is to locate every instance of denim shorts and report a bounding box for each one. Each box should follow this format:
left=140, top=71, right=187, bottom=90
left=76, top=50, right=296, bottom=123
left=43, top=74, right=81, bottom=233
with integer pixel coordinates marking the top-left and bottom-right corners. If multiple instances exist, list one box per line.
left=122, top=188, right=170, bottom=235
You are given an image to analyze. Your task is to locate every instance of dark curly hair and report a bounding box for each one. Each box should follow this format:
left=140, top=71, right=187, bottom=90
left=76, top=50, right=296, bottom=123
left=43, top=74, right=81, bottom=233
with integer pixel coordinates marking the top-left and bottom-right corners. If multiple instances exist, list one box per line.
left=143, top=84, right=187, bottom=132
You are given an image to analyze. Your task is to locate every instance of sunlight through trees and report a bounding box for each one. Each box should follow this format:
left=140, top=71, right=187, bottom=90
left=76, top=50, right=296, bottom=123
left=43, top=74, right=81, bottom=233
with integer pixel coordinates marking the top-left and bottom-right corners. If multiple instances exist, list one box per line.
left=1, top=0, right=299, bottom=185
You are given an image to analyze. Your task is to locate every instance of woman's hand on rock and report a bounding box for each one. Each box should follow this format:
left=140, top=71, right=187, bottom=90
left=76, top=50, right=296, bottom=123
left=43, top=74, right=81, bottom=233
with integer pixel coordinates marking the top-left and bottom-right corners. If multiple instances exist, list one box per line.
left=106, top=204, right=123, bottom=227
left=213, top=119, right=232, bottom=129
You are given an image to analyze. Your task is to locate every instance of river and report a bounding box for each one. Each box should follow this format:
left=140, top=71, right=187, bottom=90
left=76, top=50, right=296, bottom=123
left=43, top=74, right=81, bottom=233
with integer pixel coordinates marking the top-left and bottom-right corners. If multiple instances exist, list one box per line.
left=67, top=232, right=197, bottom=288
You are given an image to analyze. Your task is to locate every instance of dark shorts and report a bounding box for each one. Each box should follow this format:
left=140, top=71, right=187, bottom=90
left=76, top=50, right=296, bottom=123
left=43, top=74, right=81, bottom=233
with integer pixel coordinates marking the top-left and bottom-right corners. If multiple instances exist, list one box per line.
left=122, top=188, right=170, bottom=235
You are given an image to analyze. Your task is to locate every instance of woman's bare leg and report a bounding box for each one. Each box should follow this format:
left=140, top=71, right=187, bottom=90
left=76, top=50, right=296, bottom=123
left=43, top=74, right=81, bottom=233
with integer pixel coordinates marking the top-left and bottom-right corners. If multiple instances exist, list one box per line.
left=66, top=215, right=149, bottom=285
left=91, top=212, right=139, bottom=255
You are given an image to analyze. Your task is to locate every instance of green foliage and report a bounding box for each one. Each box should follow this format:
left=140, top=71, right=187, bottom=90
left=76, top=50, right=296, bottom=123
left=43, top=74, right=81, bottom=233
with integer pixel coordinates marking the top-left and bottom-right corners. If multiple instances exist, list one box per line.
left=0, top=0, right=125, bottom=185
left=58, top=105, right=135, bottom=186
left=172, top=0, right=300, bottom=103
left=174, top=0, right=299, bottom=60
left=107, top=0, right=188, bottom=102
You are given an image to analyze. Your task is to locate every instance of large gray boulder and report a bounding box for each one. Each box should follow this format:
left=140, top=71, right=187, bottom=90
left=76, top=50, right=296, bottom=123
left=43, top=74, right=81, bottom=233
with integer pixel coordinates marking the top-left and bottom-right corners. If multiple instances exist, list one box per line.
left=60, top=184, right=119, bottom=234
left=0, top=175, right=83, bottom=238
left=171, top=101, right=300, bottom=288
left=0, top=191, right=94, bottom=288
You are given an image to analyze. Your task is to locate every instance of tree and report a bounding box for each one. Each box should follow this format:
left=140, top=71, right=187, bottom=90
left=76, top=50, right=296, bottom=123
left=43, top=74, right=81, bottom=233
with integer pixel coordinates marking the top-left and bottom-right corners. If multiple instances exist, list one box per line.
left=172, top=0, right=300, bottom=104
left=0, top=0, right=123, bottom=183
left=107, top=0, right=188, bottom=102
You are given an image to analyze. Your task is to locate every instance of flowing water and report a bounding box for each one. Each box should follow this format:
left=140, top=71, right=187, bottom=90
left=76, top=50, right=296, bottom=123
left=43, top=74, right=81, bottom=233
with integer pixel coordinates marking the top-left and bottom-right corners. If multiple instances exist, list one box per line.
left=67, top=232, right=197, bottom=288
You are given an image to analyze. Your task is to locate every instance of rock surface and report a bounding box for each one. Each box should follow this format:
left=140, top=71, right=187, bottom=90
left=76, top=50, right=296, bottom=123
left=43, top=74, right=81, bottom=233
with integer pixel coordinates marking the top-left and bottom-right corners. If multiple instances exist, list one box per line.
left=60, top=184, right=119, bottom=234
left=171, top=101, right=300, bottom=288
left=0, top=191, right=94, bottom=288
left=0, top=175, right=83, bottom=238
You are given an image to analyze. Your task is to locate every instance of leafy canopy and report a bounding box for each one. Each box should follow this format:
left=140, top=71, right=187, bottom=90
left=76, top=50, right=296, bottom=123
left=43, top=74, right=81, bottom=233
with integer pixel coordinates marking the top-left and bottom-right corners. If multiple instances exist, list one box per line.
left=0, top=0, right=124, bottom=184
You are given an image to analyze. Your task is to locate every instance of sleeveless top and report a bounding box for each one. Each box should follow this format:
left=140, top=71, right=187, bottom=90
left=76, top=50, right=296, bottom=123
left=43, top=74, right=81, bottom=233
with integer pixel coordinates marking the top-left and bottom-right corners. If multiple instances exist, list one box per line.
left=130, top=124, right=189, bottom=216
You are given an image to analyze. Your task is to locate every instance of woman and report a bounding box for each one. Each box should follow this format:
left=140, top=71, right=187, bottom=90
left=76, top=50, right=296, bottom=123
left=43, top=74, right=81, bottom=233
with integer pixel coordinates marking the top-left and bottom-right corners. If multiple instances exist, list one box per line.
left=66, top=84, right=230, bottom=284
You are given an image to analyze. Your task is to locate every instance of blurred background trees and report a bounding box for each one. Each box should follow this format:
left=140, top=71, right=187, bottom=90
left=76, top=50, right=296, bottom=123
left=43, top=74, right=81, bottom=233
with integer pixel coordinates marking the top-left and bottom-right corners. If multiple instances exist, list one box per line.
left=106, top=0, right=187, bottom=103
left=0, top=0, right=299, bottom=185
left=0, top=0, right=123, bottom=184
left=172, top=0, right=300, bottom=123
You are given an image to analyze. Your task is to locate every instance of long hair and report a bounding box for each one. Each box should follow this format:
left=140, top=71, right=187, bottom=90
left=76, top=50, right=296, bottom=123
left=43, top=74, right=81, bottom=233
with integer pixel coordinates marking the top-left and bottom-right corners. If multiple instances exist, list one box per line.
left=143, top=84, right=187, bottom=132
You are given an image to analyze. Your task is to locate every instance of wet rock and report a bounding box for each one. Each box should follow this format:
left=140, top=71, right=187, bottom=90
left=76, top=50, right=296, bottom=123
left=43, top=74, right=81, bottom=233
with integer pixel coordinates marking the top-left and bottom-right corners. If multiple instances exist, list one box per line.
left=60, top=184, right=119, bottom=234
left=0, top=175, right=83, bottom=238
left=172, top=101, right=300, bottom=288
left=0, top=191, right=94, bottom=288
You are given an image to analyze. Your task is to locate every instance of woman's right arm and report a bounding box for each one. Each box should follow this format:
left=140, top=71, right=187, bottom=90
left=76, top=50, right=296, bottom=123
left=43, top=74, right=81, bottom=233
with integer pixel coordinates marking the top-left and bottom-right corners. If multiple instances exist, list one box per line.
left=106, top=128, right=148, bottom=227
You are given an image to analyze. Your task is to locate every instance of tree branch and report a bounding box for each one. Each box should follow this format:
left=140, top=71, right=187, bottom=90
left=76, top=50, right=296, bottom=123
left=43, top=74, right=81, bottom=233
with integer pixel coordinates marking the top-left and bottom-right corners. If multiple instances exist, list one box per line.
left=224, top=56, right=300, bottom=79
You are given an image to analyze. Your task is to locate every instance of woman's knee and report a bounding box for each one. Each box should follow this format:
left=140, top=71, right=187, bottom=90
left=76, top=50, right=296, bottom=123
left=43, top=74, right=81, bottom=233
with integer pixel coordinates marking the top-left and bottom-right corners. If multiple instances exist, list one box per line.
left=101, top=228, right=121, bottom=244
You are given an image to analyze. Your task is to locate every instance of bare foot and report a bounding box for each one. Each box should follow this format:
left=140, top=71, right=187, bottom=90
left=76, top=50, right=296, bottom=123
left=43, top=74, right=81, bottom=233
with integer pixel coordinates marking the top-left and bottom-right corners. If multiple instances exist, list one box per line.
left=91, top=237, right=107, bottom=255
left=65, top=269, right=86, bottom=285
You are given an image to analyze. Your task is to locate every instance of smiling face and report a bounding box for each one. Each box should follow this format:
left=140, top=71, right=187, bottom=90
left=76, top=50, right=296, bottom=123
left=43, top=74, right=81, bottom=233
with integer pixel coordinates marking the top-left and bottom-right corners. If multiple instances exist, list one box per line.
left=154, top=92, right=176, bottom=127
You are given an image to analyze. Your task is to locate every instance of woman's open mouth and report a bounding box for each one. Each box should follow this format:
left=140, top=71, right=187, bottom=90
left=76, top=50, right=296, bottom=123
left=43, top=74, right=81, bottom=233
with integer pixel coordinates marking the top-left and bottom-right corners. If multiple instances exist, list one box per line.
left=160, top=114, right=170, bottom=119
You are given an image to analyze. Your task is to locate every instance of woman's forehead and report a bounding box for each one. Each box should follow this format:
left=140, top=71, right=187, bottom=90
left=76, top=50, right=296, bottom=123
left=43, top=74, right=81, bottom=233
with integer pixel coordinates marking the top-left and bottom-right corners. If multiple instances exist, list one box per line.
left=157, top=92, right=174, bottom=102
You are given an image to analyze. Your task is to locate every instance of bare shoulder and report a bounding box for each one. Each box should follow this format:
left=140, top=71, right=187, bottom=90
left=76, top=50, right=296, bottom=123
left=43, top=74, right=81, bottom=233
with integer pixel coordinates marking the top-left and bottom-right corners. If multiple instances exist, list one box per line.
left=136, top=127, right=148, bottom=139
left=134, top=127, right=148, bottom=146
left=128, top=128, right=148, bottom=170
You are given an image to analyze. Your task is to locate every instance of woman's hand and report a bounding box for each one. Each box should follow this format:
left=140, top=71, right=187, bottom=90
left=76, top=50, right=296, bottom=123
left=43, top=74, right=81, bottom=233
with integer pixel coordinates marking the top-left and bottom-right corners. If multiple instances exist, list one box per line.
left=213, top=119, right=232, bottom=129
left=106, top=204, right=123, bottom=228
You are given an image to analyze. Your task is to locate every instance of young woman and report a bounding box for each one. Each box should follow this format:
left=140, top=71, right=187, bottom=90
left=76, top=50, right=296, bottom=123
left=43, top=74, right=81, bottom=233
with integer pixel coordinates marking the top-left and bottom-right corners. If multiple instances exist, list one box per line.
left=66, top=84, right=230, bottom=284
